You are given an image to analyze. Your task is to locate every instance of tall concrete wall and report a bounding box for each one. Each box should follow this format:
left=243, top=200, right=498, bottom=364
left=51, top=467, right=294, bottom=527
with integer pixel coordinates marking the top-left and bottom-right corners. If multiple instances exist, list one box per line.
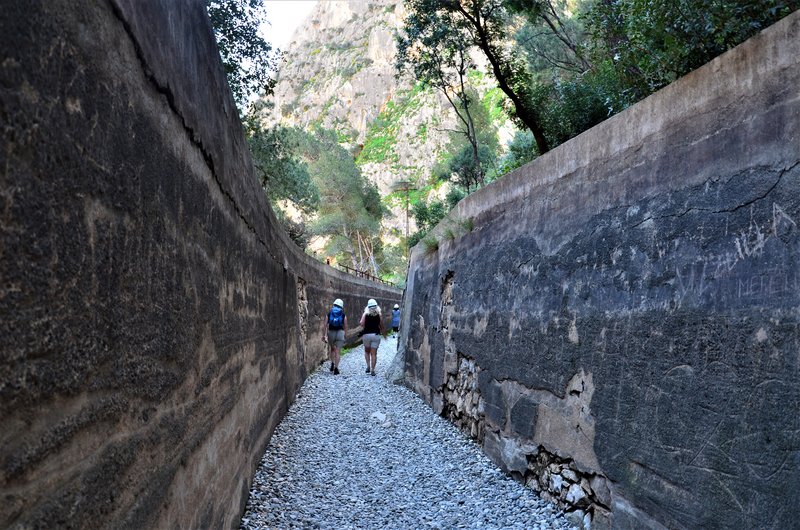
left=0, top=1, right=400, bottom=528
left=401, top=11, right=800, bottom=529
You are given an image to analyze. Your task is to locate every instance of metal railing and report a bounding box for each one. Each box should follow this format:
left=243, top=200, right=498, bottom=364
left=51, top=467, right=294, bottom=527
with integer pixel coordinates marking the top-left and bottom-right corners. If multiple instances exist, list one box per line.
left=334, top=263, right=395, bottom=287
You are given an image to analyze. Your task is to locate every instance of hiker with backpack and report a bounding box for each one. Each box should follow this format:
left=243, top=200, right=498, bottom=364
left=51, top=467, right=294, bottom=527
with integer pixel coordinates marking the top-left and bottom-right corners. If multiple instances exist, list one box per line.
left=391, top=304, right=401, bottom=337
left=323, top=298, right=347, bottom=375
left=360, top=299, right=385, bottom=376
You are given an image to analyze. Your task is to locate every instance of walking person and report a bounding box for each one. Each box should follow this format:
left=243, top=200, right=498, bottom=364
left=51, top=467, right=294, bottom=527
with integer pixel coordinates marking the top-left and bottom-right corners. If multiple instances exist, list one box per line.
left=323, top=298, right=347, bottom=375
left=391, top=304, right=401, bottom=337
left=360, top=299, right=385, bottom=376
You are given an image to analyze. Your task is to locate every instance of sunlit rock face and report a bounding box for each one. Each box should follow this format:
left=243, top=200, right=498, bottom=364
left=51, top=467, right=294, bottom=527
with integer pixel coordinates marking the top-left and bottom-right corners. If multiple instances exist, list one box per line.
left=269, top=0, right=452, bottom=195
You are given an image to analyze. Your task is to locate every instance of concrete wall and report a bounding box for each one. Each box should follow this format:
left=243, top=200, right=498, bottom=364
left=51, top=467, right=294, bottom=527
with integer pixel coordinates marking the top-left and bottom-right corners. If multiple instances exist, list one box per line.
left=401, top=11, right=799, bottom=529
left=0, top=1, right=399, bottom=528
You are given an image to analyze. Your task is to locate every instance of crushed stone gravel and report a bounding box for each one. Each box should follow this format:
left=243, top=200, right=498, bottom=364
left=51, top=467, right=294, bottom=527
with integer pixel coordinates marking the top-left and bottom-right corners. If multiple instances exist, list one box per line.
left=240, top=337, right=576, bottom=530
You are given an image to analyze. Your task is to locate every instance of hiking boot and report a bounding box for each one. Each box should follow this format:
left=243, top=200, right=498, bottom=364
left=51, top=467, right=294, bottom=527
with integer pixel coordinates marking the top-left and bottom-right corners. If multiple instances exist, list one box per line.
left=365, top=367, right=370, bottom=373
left=370, top=370, right=376, bottom=376
left=334, top=367, right=340, bottom=375
left=330, top=362, right=335, bottom=372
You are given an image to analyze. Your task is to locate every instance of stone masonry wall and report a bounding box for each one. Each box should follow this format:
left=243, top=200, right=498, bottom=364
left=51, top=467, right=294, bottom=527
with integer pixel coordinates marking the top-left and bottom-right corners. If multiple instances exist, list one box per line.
left=400, top=11, right=800, bottom=530
left=0, top=2, right=399, bottom=529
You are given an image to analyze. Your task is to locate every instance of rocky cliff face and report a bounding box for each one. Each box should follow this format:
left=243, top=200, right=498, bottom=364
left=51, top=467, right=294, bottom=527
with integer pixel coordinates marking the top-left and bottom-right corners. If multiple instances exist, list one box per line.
left=270, top=0, right=452, bottom=194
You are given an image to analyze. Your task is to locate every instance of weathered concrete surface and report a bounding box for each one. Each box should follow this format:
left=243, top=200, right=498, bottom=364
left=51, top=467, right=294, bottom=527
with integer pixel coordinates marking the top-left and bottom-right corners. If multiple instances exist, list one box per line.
left=0, top=1, right=399, bottom=529
left=401, top=11, right=800, bottom=530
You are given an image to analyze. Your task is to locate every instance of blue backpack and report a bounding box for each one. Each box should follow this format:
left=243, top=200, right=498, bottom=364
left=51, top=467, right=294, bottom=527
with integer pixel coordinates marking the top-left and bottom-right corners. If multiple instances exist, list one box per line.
left=328, top=306, right=344, bottom=330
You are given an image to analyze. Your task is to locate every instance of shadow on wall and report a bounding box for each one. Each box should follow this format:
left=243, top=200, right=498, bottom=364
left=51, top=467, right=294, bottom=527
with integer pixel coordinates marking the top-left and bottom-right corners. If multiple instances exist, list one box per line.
left=0, top=2, right=400, bottom=529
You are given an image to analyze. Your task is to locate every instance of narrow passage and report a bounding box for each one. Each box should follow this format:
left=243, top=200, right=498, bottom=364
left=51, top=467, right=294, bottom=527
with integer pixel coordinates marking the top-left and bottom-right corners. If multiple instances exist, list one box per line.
left=241, top=338, right=574, bottom=530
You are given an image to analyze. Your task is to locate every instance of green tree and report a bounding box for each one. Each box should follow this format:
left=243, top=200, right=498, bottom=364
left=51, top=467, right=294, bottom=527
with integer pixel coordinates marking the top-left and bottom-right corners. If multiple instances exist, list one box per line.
left=509, top=0, right=591, bottom=75
left=397, top=9, right=488, bottom=189
left=584, top=0, right=800, bottom=100
left=242, top=104, right=319, bottom=249
left=244, top=112, right=319, bottom=215
left=207, top=0, right=278, bottom=110
left=400, top=0, right=551, bottom=154
left=409, top=198, right=447, bottom=247
left=293, top=129, right=385, bottom=275
left=448, top=143, right=496, bottom=192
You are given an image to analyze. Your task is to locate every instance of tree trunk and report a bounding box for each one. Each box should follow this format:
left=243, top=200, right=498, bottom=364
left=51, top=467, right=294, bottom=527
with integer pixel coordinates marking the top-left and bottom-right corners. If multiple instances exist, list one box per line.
left=454, top=1, right=550, bottom=154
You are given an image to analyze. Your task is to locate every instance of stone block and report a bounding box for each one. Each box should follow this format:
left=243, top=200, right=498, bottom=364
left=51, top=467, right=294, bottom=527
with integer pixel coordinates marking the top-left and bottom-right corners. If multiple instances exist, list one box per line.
left=589, top=475, right=611, bottom=507
left=562, top=468, right=578, bottom=482
left=509, top=393, right=539, bottom=439
left=477, top=372, right=506, bottom=429
left=566, top=483, right=588, bottom=506
left=549, top=474, right=564, bottom=492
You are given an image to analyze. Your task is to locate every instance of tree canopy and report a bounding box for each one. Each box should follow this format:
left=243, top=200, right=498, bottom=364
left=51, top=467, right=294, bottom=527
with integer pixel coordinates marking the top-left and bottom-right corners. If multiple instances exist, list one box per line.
left=399, top=0, right=551, bottom=154
left=207, top=0, right=278, bottom=110
left=397, top=0, right=799, bottom=247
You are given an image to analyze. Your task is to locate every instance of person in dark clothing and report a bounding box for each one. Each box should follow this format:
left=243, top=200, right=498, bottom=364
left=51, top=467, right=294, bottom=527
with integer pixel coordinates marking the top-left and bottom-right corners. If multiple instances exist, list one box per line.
left=391, top=304, right=401, bottom=337
left=359, top=298, right=385, bottom=376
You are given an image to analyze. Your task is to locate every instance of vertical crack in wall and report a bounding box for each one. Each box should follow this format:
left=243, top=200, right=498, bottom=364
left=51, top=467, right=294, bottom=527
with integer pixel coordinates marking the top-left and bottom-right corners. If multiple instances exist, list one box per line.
left=440, top=271, right=457, bottom=373
left=107, top=0, right=282, bottom=266
left=442, top=353, right=485, bottom=443
left=296, top=278, right=308, bottom=367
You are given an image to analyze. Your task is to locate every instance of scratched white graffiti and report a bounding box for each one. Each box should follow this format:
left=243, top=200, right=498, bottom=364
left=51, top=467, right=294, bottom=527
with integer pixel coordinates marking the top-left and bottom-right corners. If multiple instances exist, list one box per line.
left=671, top=203, right=798, bottom=304
left=734, top=202, right=796, bottom=260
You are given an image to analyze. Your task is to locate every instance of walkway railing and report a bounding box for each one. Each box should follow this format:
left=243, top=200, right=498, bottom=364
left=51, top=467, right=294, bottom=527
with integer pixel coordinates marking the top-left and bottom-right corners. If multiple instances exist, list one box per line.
left=334, top=263, right=395, bottom=287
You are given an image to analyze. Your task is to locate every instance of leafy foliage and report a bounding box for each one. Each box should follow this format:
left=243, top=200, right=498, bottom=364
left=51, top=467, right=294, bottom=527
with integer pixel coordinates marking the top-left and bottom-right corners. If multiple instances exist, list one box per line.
left=397, top=0, right=798, bottom=255
left=398, top=0, right=551, bottom=154
left=292, top=129, right=386, bottom=275
left=510, top=0, right=591, bottom=75
left=396, top=5, right=488, bottom=184
left=207, top=0, right=278, bottom=111
left=584, top=0, right=800, bottom=100
left=499, top=129, right=538, bottom=173
left=242, top=103, right=319, bottom=249
left=244, top=108, right=319, bottom=216
left=447, top=143, right=496, bottom=192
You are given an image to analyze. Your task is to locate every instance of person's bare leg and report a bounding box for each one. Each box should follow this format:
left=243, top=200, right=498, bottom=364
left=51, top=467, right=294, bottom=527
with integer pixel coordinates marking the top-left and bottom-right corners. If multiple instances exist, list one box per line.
left=370, top=349, right=377, bottom=374
left=333, top=346, right=341, bottom=371
left=364, top=347, right=371, bottom=372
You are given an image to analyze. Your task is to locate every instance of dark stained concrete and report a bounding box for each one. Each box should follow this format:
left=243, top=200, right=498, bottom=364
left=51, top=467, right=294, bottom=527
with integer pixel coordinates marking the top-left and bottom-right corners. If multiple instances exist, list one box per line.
left=401, top=11, right=800, bottom=529
left=0, top=1, right=399, bottom=528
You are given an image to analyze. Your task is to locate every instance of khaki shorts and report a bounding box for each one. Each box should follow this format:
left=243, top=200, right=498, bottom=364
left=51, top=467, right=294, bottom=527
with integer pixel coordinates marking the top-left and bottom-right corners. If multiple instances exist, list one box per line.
left=362, top=333, right=381, bottom=349
left=327, top=329, right=345, bottom=348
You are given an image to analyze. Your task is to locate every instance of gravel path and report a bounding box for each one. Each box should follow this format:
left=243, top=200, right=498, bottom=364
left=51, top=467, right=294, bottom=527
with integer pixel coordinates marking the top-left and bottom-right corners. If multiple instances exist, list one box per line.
left=240, top=337, right=575, bottom=530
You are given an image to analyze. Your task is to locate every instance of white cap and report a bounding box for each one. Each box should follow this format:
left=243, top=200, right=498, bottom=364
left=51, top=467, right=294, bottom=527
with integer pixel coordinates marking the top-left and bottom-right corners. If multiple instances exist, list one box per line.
left=333, top=298, right=343, bottom=307
left=367, top=299, right=378, bottom=308
left=394, top=304, right=399, bottom=309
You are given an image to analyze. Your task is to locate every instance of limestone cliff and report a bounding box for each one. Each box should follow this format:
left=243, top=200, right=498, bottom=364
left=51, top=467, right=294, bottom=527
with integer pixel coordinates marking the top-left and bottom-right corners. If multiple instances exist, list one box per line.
left=270, top=0, right=452, bottom=194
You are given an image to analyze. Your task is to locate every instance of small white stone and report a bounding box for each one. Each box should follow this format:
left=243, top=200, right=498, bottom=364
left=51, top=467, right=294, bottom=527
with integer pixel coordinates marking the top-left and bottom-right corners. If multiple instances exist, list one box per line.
left=549, top=474, right=564, bottom=492
left=566, top=483, right=587, bottom=504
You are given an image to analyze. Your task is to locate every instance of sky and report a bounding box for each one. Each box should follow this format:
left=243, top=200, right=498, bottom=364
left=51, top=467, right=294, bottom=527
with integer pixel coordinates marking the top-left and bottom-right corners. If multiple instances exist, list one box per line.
left=262, top=1, right=318, bottom=51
